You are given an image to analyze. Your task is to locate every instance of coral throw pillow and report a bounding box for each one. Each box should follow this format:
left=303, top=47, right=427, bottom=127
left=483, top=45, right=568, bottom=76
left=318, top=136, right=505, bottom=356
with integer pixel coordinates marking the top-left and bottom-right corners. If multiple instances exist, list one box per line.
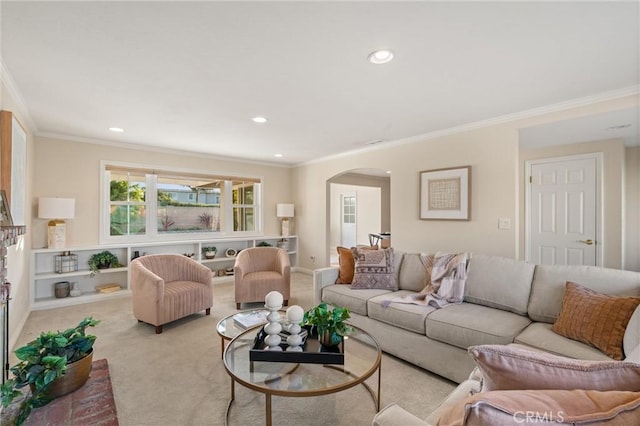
left=335, top=246, right=355, bottom=284
left=551, top=282, right=640, bottom=360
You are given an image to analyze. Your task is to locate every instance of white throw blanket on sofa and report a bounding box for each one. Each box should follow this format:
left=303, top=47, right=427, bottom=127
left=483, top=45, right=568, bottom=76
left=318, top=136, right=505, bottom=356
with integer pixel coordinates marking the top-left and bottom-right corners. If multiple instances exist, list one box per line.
left=382, top=252, right=470, bottom=308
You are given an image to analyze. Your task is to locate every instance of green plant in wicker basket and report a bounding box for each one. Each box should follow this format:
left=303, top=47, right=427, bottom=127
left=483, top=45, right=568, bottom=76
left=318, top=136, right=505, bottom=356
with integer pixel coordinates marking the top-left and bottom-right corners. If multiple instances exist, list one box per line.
left=302, top=303, right=352, bottom=346
left=0, top=317, right=100, bottom=425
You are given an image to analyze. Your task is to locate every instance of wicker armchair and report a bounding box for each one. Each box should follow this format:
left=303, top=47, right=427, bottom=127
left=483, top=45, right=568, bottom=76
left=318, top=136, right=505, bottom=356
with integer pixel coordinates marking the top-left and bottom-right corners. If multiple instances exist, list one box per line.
left=131, top=254, right=213, bottom=333
left=234, top=247, right=291, bottom=309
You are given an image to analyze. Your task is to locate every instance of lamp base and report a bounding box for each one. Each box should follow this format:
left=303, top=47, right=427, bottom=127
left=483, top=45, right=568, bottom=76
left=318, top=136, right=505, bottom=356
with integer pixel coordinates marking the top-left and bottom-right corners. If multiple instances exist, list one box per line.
left=47, top=219, right=67, bottom=249
left=281, top=218, right=290, bottom=237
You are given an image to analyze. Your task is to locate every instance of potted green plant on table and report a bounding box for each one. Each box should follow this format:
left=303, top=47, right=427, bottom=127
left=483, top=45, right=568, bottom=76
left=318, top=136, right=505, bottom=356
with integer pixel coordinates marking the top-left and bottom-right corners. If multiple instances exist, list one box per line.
left=303, top=303, right=353, bottom=347
left=88, top=250, right=122, bottom=274
left=0, top=317, right=100, bottom=425
left=202, top=246, right=217, bottom=259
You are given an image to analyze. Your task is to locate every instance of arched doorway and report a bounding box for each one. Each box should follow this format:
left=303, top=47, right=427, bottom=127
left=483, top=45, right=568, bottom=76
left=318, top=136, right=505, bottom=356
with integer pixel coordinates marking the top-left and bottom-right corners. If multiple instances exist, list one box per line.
left=326, top=168, right=390, bottom=265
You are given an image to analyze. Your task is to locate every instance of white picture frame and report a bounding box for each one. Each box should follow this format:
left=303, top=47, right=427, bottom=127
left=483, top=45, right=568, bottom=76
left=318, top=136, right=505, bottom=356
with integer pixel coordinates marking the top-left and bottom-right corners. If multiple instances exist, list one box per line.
left=420, top=166, right=471, bottom=221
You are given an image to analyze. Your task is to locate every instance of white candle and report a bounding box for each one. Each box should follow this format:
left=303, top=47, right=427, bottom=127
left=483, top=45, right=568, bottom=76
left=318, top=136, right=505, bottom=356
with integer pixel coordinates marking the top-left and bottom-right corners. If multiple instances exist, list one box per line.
left=286, top=305, right=304, bottom=323
left=265, top=291, right=283, bottom=308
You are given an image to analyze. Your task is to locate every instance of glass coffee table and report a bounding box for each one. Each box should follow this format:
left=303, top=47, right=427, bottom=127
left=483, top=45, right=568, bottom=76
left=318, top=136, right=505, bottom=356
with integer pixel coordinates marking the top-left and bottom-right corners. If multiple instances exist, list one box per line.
left=223, top=325, right=382, bottom=426
left=216, top=309, right=285, bottom=359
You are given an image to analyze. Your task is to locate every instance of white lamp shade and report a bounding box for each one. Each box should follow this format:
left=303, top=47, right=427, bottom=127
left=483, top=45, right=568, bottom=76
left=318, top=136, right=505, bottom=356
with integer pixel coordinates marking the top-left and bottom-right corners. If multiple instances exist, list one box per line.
left=38, top=197, right=75, bottom=219
left=276, top=203, right=294, bottom=218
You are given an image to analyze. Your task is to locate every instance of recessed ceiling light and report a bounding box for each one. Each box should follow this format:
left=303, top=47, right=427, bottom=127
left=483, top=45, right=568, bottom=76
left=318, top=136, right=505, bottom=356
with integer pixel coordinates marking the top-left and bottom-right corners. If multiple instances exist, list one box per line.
left=274, top=153, right=283, bottom=158
left=109, top=127, right=124, bottom=133
left=252, top=116, right=268, bottom=123
left=368, top=50, right=394, bottom=64
left=386, top=170, right=391, bottom=174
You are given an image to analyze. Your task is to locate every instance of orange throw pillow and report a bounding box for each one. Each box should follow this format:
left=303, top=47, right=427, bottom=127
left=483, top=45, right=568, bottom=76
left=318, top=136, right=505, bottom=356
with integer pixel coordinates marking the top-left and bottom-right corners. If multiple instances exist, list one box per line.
left=335, top=246, right=355, bottom=284
left=551, top=282, right=640, bottom=360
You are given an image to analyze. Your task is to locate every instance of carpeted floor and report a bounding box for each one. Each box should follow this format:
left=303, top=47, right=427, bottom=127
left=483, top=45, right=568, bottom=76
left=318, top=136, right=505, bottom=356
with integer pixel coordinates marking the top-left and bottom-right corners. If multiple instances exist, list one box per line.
left=10, top=272, right=456, bottom=425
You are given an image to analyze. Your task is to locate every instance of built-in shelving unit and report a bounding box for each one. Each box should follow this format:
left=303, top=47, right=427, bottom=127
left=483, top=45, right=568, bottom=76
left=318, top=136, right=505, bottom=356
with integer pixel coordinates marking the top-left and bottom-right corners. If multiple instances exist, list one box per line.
left=31, top=236, right=297, bottom=310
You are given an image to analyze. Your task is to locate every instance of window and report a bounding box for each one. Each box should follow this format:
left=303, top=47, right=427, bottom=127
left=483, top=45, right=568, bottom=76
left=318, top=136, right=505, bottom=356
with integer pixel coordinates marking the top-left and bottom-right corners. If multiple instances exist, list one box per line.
left=102, top=163, right=262, bottom=242
left=343, top=196, right=356, bottom=224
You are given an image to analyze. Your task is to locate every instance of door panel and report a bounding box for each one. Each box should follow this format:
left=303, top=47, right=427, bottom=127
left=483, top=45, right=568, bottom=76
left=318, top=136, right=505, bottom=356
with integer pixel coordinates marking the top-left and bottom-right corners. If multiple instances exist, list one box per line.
left=529, top=157, right=597, bottom=266
left=340, top=194, right=356, bottom=248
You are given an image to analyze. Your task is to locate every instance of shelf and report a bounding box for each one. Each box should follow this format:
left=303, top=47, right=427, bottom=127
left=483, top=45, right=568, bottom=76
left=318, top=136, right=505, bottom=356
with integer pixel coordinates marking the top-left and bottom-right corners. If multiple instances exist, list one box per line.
left=35, top=267, right=128, bottom=280
left=31, top=235, right=297, bottom=310
left=32, top=289, right=131, bottom=310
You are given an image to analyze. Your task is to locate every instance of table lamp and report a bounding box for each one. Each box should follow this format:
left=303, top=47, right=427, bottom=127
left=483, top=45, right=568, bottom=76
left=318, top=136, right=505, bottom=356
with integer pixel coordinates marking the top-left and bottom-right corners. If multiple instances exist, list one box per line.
left=276, top=203, right=294, bottom=237
left=38, top=197, right=75, bottom=249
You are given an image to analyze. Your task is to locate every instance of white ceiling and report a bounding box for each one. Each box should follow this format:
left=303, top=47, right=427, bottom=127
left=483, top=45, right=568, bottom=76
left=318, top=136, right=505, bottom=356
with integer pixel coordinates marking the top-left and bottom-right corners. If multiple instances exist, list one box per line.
left=1, top=1, right=638, bottom=166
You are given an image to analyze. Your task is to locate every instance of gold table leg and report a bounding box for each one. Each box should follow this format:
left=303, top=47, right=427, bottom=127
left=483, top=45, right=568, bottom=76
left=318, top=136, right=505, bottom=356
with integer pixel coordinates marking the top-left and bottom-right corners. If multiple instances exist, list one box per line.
left=266, top=393, right=272, bottom=426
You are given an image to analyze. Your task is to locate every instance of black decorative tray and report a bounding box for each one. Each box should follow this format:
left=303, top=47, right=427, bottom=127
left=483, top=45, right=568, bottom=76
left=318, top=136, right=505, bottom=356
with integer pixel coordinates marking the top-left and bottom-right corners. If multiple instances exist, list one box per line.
left=249, top=327, right=344, bottom=365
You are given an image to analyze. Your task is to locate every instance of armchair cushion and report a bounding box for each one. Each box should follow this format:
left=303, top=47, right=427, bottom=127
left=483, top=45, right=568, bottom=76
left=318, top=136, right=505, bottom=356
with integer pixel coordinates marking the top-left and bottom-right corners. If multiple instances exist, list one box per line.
left=468, top=344, right=640, bottom=392
left=438, top=389, right=640, bottom=426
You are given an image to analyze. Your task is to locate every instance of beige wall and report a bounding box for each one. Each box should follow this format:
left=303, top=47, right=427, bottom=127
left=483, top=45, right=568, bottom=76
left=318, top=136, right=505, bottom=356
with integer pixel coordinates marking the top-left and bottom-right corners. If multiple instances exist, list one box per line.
left=626, top=146, right=639, bottom=271
left=33, top=137, right=294, bottom=248
left=293, top=124, right=519, bottom=269
left=1, top=80, right=35, bottom=349
left=293, top=95, right=639, bottom=271
left=519, top=139, right=626, bottom=269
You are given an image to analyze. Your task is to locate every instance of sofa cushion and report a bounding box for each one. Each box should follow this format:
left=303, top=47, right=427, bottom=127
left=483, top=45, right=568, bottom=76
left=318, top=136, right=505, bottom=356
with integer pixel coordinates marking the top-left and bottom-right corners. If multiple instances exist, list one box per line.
left=551, top=282, right=640, bottom=360
left=351, top=247, right=398, bottom=290
left=464, top=255, right=534, bottom=315
left=321, top=284, right=391, bottom=316
left=425, top=303, right=531, bottom=349
left=335, top=246, right=355, bottom=284
left=438, top=389, right=640, bottom=426
left=367, top=291, right=437, bottom=334
left=527, top=264, right=640, bottom=324
left=398, top=253, right=433, bottom=292
left=515, top=322, right=612, bottom=361
left=625, top=306, right=640, bottom=358
left=469, top=344, right=640, bottom=392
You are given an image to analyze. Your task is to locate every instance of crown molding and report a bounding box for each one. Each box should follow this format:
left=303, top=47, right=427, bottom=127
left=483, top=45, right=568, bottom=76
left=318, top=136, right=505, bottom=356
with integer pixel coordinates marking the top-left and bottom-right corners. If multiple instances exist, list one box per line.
left=37, top=131, right=293, bottom=169
left=0, top=56, right=38, bottom=133
left=297, top=85, right=640, bottom=168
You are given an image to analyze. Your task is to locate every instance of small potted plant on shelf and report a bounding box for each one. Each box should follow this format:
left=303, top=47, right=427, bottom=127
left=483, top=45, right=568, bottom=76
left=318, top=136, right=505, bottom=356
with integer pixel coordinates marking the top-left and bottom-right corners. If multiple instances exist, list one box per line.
left=256, top=241, right=272, bottom=247
left=0, top=317, right=100, bottom=425
left=202, top=246, right=217, bottom=259
left=303, top=303, right=353, bottom=347
left=87, top=250, right=122, bottom=275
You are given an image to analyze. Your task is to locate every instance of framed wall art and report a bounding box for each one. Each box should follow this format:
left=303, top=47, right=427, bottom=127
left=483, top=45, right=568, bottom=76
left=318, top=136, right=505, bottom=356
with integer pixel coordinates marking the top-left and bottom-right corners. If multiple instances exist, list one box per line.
left=419, top=166, right=471, bottom=221
left=0, top=111, right=26, bottom=226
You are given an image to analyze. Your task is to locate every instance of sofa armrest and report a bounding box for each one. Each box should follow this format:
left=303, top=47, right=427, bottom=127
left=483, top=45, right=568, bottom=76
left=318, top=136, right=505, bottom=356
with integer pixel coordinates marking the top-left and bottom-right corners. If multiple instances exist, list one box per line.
left=425, top=379, right=482, bottom=426
left=372, top=403, right=430, bottom=426
left=312, top=267, right=339, bottom=305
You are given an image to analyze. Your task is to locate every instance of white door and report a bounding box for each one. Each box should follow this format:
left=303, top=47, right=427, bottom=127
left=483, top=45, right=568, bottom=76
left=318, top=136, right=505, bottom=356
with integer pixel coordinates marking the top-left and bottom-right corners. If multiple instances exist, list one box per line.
left=341, top=193, right=357, bottom=248
left=527, top=155, right=598, bottom=266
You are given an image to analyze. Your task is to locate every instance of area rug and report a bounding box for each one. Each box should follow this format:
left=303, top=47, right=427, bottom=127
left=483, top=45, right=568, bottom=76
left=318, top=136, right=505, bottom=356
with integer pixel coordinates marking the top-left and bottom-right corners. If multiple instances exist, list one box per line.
left=23, top=358, right=118, bottom=426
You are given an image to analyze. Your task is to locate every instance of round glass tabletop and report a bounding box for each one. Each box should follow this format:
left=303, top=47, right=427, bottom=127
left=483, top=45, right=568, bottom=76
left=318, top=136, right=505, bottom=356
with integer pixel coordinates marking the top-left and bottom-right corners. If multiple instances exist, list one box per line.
left=223, top=325, right=381, bottom=397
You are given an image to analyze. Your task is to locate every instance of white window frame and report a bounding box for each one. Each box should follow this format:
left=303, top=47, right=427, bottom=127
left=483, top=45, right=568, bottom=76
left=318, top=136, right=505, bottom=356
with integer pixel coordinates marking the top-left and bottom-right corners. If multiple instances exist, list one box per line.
left=100, top=161, right=263, bottom=244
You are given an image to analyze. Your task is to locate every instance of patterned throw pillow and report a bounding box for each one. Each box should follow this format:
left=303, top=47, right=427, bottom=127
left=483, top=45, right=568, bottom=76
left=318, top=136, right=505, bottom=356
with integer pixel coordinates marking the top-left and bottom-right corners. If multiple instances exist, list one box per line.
left=551, top=282, right=640, bottom=360
left=350, top=247, right=397, bottom=290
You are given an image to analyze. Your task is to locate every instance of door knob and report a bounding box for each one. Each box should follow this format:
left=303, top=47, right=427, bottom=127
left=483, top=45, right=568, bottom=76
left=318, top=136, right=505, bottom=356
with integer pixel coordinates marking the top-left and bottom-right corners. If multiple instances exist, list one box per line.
left=579, top=239, right=594, bottom=245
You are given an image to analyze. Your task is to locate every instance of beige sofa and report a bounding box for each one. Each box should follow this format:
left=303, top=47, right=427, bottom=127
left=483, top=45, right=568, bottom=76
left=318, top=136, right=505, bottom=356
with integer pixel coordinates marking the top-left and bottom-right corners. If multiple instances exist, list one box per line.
left=314, top=253, right=640, bottom=424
